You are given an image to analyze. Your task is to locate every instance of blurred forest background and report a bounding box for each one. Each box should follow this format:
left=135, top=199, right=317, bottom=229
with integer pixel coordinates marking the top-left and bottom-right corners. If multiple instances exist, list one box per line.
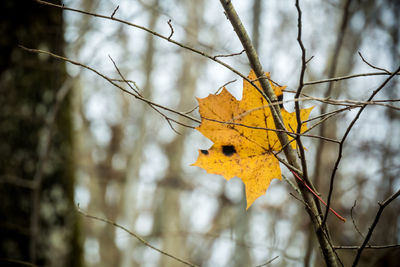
left=0, top=0, right=399, bottom=266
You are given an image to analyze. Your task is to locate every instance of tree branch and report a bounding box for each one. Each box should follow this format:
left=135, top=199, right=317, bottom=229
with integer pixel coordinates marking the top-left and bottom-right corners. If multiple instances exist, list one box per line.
left=334, top=244, right=400, bottom=250
left=254, top=255, right=279, bottom=267
left=19, top=46, right=200, bottom=126
left=313, top=0, right=353, bottom=232
left=34, top=0, right=266, bottom=99
left=351, top=188, right=400, bottom=266
left=218, top=1, right=339, bottom=266
left=78, top=208, right=199, bottom=267
left=322, top=65, right=400, bottom=227
left=294, top=0, right=323, bottom=215
left=303, top=71, right=400, bottom=85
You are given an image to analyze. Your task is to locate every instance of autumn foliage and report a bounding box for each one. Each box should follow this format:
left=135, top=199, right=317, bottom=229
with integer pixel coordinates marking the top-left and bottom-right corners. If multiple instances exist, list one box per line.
left=193, top=70, right=313, bottom=208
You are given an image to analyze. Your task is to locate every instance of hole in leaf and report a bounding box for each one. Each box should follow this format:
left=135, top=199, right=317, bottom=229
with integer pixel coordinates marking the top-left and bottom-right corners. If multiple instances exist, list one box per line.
left=277, top=94, right=283, bottom=109
left=200, top=150, right=209, bottom=155
left=222, top=145, right=236, bottom=156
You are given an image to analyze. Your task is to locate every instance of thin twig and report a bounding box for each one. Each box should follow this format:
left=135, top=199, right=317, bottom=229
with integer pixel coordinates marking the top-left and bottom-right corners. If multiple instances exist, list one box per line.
left=214, top=79, right=237, bottom=95
left=34, top=0, right=269, bottom=104
left=111, top=5, right=119, bottom=19
left=334, top=244, right=400, bottom=250
left=254, top=255, right=279, bottom=267
left=250, top=92, right=400, bottom=110
left=108, top=55, right=141, bottom=95
left=20, top=46, right=200, bottom=126
left=351, top=188, right=400, bottom=266
left=219, top=1, right=339, bottom=266
left=313, top=0, right=353, bottom=232
left=289, top=192, right=313, bottom=213
left=184, top=105, right=199, bottom=115
left=358, top=51, right=390, bottom=74
left=322, top=65, right=400, bottom=227
left=294, top=93, right=400, bottom=111
left=201, top=116, right=339, bottom=143
left=77, top=208, right=199, bottom=267
left=213, top=49, right=245, bottom=59
left=19, top=45, right=346, bottom=145
left=282, top=174, right=301, bottom=195
left=294, top=0, right=320, bottom=215
left=304, top=106, right=353, bottom=123
left=350, top=200, right=367, bottom=240
left=305, top=108, right=350, bottom=134
left=184, top=79, right=237, bottom=114
left=108, top=55, right=183, bottom=134
left=250, top=74, right=284, bottom=88
left=167, top=19, right=174, bottom=40
left=305, top=55, right=314, bottom=64
left=303, top=71, right=399, bottom=85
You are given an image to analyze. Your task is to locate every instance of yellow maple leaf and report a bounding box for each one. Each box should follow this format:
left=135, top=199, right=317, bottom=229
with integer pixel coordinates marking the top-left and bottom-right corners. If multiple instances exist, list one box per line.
left=192, top=70, right=313, bottom=208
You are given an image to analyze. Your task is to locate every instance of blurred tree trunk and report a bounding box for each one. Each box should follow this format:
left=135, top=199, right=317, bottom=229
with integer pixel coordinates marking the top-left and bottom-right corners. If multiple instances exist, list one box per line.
left=252, top=0, right=262, bottom=53
left=0, top=1, right=82, bottom=266
left=154, top=1, right=204, bottom=266
left=119, top=1, right=160, bottom=266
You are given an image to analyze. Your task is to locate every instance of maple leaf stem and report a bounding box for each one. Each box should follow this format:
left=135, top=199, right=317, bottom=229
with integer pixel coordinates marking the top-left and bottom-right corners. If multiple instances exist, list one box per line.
left=290, top=169, right=346, bottom=222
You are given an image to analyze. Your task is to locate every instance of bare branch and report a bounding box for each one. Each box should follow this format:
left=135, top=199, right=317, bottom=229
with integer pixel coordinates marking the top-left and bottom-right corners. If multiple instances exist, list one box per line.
left=260, top=90, right=400, bottom=110
left=305, top=107, right=354, bottom=135
left=34, top=0, right=268, bottom=100
left=108, top=55, right=141, bottom=95
left=21, top=44, right=350, bottom=145
left=213, top=49, right=245, bottom=59
left=304, top=106, right=353, bottom=123
left=77, top=208, right=199, bottom=267
left=352, top=188, right=400, bottom=266
left=304, top=71, right=399, bottom=86
left=350, top=200, right=367, bottom=241
left=294, top=0, right=321, bottom=217
left=219, top=1, right=339, bottom=266
left=111, top=5, right=119, bottom=19
left=313, top=0, right=353, bottom=231
left=214, top=79, right=237, bottom=94
left=218, top=0, right=284, bottom=125
left=289, top=192, right=313, bottom=213
left=108, top=55, right=187, bottom=133
left=254, top=255, right=279, bottom=267
left=305, top=55, right=314, bottom=64
left=282, top=174, right=301, bottom=196
left=167, top=19, right=174, bottom=40
left=201, top=116, right=340, bottom=144
left=358, top=51, right=390, bottom=74
left=183, top=79, right=237, bottom=114
left=322, top=65, right=400, bottom=227
left=19, top=46, right=200, bottom=126
left=334, top=244, right=400, bottom=250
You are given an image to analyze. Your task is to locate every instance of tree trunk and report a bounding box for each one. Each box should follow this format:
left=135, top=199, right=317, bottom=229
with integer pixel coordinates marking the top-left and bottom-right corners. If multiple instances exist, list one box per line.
left=0, top=1, right=82, bottom=266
